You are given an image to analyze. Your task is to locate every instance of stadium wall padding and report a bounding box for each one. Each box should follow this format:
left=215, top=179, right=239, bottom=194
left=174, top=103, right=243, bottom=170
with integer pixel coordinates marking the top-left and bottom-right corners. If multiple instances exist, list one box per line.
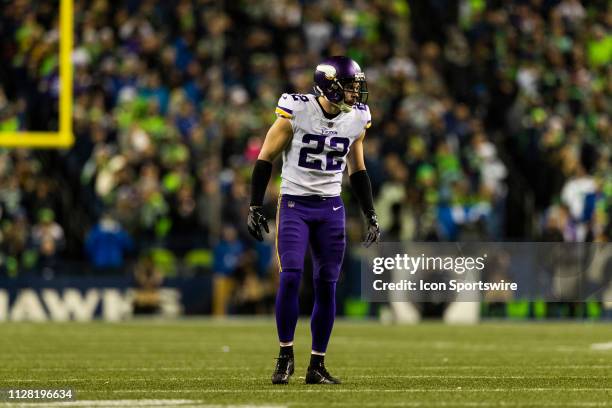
left=0, top=276, right=212, bottom=321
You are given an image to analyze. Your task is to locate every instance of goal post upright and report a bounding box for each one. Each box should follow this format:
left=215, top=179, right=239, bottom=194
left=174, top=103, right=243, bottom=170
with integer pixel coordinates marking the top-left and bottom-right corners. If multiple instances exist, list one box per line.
left=0, top=0, right=74, bottom=148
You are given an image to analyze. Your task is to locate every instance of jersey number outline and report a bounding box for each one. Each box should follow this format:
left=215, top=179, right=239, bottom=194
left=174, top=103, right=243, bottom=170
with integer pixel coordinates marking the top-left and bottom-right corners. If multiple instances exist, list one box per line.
left=290, top=93, right=309, bottom=102
left=298, top=134, right=350, bottom=171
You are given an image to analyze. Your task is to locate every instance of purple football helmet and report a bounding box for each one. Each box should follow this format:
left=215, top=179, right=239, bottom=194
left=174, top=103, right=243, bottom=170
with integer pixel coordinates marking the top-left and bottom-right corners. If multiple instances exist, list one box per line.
left=313, top=56, right=368, bottom=112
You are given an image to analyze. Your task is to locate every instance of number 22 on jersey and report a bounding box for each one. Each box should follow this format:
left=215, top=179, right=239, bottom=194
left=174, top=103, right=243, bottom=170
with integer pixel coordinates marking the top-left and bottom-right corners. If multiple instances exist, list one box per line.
left=298, top=134, right=350, bottom=171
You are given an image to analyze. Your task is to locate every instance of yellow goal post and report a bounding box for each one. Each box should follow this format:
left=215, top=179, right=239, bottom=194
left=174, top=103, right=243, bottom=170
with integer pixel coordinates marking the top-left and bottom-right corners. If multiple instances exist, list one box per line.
left=0, top=0, right=73, bottom=148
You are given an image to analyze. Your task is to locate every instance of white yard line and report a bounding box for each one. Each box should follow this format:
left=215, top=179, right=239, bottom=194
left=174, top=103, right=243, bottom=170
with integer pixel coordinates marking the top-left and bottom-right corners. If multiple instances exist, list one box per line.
left=345, top=375, right=611, bottom=379
left=0, top=401, right=608, bottom=408
left=2, top=402, right=608, bottom=408
left=0, top=402, right=285, bottom=408
left=0, top=365, right=609, bottom=372
left=591, top=342, right=612, bottom=351
left=78, top=388, right=612, bottom=393
left=290, top=403, right=612, bottom=407
left=6, top=374, right=610, bottom=382
left=0, top=368, right=247, bottom=372
left=0, top=401, right=194, bottom=407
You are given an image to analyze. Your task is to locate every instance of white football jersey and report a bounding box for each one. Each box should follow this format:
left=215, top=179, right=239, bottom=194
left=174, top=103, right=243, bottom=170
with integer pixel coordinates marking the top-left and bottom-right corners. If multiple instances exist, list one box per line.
left=275, top=93, right=372, bottom=196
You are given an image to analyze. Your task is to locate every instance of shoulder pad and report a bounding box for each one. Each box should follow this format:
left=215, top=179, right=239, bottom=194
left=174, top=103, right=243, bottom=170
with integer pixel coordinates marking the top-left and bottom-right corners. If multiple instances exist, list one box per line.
left=353, top=103, right=372, bottom=129
left=275, top=93, right=309, bottom=119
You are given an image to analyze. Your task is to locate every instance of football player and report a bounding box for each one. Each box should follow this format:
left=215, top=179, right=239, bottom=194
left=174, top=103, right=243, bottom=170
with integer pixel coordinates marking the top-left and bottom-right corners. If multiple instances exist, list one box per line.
left=247, top=56, right=380, bottom=384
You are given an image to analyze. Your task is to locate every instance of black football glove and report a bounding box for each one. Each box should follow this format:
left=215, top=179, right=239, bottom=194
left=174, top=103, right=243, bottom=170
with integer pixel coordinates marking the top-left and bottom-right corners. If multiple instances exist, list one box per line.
left=247, top=206, right=269, bottom=241
left=363, top=210, right=380, bottom=248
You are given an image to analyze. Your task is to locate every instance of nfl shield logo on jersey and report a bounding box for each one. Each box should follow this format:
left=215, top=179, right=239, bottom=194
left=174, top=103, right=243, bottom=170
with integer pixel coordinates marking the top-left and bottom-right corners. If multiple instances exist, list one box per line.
left=288, top=201, right=295, bottom=208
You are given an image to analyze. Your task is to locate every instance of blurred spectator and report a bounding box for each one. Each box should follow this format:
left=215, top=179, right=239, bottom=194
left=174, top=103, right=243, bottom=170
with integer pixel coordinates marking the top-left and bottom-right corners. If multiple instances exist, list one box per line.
left=31, top=208, right=64, bottom=274
left=233, top=250, right=270, bottom=314
left=133, top=253, right=164, bottom=314
left=85, top=213, right=133, bottom=272
left=212, top=224, right=243, bottom=316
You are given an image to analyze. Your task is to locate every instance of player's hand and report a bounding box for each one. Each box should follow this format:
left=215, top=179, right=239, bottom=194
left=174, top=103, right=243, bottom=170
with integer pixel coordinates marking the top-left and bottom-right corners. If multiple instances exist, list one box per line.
left=247, top=206, right=269, bottom=241
left=363, top=211, right=380, bottom=248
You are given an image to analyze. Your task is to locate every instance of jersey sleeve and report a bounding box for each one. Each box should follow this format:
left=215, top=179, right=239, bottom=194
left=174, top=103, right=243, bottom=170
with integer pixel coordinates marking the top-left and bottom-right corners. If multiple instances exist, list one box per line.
left=355, top=103, right=371, bottom=130
left=364, top=104, right=372, bottom=129
left=275, top=93, right=307, bottom=120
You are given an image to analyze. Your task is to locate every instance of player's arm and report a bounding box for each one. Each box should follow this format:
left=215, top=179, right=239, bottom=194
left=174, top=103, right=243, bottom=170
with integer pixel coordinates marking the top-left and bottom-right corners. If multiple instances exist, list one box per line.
left=347, top=131, right=380, bottom=247
left=247, top=117, right=293, bottom=241
left=346, top=130, right=367, bottom=174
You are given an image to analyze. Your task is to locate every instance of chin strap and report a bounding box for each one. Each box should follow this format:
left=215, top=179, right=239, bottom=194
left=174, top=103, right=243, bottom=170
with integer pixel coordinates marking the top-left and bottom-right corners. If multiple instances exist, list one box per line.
left=332, top=101, right=353, bottom=113
left=323, top=95, right=352, bottom=113
left=315, top=85, right=354, bottom=113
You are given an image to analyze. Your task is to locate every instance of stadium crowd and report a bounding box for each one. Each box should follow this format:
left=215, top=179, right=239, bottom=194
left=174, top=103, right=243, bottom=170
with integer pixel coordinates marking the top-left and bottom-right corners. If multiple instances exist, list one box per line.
left=0, top=0, right=610, bottom=311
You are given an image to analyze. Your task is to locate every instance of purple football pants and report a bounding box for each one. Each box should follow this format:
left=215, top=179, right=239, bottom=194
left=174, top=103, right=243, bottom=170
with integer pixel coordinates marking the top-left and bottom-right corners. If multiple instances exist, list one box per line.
left=274, top=194, right=345, bottom=353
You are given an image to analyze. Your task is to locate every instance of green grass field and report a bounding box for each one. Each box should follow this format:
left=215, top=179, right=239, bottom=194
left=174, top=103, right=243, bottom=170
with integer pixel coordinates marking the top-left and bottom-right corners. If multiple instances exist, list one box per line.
left=0, top=320, right=610, bottom=407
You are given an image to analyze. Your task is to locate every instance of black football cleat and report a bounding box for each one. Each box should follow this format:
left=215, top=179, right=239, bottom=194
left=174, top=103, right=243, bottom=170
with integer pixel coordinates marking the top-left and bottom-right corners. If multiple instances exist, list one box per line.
left=305, top=364, right=341, bottom=384
left=271, top=355, right=294, bottom=384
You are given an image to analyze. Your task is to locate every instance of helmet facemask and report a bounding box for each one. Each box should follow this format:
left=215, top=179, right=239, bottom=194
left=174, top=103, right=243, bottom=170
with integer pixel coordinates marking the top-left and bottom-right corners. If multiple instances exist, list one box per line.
left=323, top=75, right=368, bottom=113
left=339, top=73, right=368, bottom=110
